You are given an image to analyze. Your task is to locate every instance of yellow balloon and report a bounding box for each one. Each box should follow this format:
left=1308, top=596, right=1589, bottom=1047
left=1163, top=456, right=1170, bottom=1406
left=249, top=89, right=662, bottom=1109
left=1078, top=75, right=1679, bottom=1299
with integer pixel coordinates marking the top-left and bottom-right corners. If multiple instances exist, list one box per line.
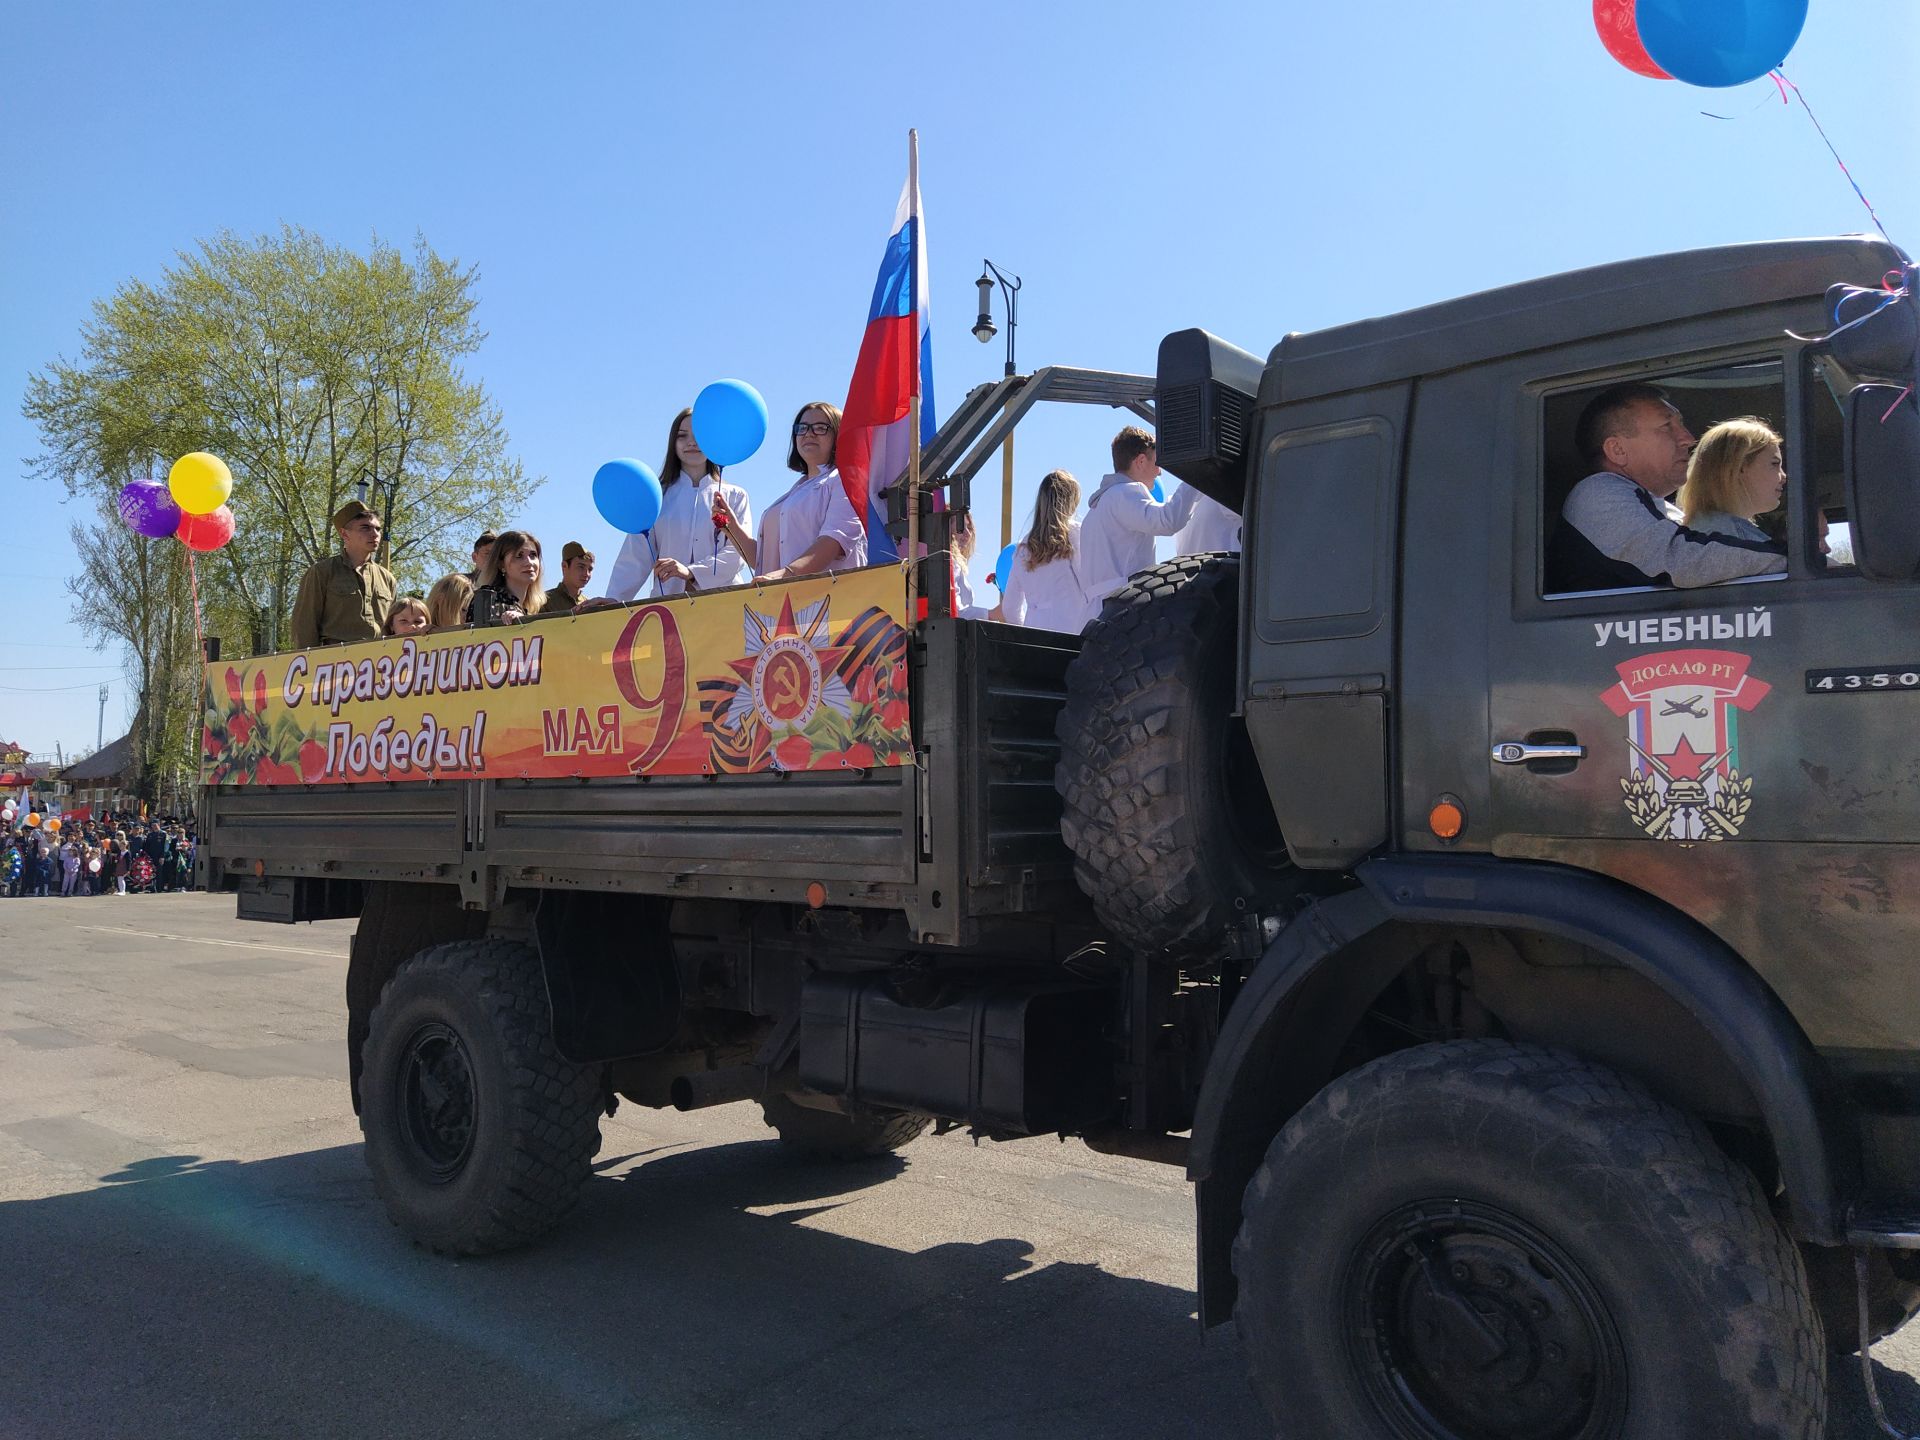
left=168, top=451, right=234, bottom=516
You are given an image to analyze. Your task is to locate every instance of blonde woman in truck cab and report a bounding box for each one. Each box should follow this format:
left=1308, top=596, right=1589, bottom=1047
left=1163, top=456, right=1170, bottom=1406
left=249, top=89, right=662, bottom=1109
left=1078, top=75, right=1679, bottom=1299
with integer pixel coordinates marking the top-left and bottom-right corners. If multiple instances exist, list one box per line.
left=1677, top=417, right=1786, bottom=543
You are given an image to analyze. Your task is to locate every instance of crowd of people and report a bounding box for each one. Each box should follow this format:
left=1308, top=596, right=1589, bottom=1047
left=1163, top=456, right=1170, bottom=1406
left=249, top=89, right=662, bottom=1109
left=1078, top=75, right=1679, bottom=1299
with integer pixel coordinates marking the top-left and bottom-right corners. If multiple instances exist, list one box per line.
left=287, top=403, right=1243, bottom=650
left=2, top=814, right=197, bottom=899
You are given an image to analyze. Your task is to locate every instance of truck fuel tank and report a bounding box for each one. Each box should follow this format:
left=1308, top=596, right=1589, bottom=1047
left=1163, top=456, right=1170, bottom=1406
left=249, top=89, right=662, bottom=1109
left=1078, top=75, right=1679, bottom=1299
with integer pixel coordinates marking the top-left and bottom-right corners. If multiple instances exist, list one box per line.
left=798, top=974, right=1115, bottom=1135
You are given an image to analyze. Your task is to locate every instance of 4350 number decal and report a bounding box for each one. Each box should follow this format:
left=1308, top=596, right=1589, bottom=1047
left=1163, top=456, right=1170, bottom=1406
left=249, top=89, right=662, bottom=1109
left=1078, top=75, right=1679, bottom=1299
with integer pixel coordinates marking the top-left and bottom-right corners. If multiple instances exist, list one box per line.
left=1805, top=666, right=1920, bottom=695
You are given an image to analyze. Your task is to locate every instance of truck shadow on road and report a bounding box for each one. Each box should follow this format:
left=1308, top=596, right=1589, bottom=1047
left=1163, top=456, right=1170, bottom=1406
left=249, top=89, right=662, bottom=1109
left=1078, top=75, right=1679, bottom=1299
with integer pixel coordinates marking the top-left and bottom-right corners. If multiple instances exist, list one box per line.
left=0, top=1135, right=1262, bottom=1440
left=4, top=1134, right=1913, bottom=1440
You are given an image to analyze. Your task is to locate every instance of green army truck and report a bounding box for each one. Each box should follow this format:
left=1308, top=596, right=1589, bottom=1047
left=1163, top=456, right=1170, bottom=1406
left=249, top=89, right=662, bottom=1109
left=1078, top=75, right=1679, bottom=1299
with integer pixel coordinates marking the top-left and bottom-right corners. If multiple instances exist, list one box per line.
left=203, top=233, right=1920, bottom=1438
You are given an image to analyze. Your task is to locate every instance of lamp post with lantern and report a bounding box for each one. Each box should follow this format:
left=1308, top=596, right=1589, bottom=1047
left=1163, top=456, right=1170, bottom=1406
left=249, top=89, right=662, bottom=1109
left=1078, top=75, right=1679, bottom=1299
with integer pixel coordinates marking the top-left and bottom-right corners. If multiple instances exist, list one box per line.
left=972, top=259, right=1022, bottom=549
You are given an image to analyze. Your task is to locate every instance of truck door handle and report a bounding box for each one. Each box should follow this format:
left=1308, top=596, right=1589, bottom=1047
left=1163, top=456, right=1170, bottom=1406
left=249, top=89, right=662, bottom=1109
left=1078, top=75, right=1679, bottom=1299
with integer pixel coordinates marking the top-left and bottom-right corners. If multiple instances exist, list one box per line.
left=1491, top=741, right=1585, bottom=766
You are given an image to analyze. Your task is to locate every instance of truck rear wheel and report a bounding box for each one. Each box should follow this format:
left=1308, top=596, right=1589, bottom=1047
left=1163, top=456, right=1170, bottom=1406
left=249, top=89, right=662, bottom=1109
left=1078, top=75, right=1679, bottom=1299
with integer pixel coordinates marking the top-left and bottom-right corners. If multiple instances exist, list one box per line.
left=1055, top=555, right=1299, bottom=959
left=360, top=938, right=603, bottom=1255
left=760, top=1095, right=930, bottom=1159
left=1233, top=1040, right=1824, bottom=1440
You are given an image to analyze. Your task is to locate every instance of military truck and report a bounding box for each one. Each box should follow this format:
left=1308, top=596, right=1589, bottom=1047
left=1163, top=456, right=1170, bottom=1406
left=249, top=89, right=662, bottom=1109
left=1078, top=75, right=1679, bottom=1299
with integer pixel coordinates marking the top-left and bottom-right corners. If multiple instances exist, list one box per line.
left=203, top=234, right=1920, bottom=1439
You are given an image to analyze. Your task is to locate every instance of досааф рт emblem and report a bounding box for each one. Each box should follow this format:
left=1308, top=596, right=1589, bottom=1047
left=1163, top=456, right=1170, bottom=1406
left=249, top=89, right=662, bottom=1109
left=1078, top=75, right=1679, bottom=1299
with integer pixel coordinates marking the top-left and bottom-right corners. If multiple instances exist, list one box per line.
left=1599, top=647, right=1770, bottom=843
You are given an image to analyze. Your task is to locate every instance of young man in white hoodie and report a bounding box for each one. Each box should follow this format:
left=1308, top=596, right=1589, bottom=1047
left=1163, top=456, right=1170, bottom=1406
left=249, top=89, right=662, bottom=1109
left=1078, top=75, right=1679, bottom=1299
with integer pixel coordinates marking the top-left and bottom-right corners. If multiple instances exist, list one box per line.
left=1076, top=426, right=1201, bottom=609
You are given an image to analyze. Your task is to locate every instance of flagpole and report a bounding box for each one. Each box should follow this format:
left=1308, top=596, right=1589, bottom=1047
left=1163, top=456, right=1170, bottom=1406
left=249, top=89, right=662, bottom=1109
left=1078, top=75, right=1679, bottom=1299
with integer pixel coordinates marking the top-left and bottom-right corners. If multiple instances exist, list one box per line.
left=905, top=128, right=923, bottom=620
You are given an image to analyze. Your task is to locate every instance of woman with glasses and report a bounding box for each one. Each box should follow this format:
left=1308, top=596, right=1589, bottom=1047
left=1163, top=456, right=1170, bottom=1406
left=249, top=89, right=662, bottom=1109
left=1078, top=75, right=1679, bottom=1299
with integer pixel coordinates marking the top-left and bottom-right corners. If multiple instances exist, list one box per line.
left=606, top=407, right=757, bottom=598
left=753, top=403, right=867, bottom=581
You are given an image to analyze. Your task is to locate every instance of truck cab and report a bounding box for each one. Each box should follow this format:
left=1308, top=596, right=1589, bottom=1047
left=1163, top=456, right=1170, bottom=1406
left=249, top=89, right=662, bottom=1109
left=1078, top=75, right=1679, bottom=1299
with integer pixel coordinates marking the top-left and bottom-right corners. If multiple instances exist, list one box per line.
left=1127, top=233, right=1920, bottom=1438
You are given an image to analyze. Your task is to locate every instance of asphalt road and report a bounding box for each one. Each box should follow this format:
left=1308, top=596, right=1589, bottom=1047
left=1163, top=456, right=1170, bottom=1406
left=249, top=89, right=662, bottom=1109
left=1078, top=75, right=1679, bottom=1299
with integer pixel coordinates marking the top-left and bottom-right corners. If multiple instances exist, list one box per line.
left=1, top=893, right=1917, bottom=1440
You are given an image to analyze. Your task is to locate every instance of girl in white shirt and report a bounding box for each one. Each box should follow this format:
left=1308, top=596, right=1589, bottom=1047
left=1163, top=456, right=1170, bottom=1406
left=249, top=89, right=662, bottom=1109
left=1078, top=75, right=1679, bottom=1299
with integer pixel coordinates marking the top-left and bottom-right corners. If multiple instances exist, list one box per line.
left=1002, top=469, right=1097, bottom=633
left=755, top=401, right=867, bottom=580
left=604, top=408, right=756, bottom=599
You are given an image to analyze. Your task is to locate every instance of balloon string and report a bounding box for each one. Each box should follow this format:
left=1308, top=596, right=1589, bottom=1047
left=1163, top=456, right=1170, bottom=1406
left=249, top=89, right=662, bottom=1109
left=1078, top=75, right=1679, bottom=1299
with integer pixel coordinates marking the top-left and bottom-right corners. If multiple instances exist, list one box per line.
left=1698, top=74, right=1787, bottom=122
left=187, top=551, right=206, bottom=660
left=1883, top=386, right=1915, bottom=425
left=1771, top=69, right=1893, bottom=243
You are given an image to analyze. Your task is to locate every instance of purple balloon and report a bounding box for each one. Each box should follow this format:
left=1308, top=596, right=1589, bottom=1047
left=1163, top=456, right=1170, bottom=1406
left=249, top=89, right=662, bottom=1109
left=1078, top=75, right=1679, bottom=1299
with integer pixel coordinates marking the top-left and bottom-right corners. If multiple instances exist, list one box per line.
left=118, top=479, right=182, bottom=539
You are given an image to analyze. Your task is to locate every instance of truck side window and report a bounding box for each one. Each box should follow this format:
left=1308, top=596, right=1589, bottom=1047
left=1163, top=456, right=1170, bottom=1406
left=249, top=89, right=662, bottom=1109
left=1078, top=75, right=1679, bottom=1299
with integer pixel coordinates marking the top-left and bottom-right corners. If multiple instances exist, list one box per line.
left=1541, top=358, right=1787, bottom=597
left=1256, top=417, right=1392, bottom=638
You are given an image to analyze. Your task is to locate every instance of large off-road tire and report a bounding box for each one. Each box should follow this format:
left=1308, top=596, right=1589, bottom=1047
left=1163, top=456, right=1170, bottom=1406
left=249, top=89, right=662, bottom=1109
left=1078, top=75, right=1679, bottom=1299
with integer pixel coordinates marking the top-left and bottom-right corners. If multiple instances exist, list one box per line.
left=360, top=938, right=603, bottom=1255
left=1055, top=555, right=1299, bottom=958
left=1234, top=1040, right=1825, bottom=1440
left=1801, top=1242, right=1920, bottom=1354
left=759, top=1094, right=930, bottom=1159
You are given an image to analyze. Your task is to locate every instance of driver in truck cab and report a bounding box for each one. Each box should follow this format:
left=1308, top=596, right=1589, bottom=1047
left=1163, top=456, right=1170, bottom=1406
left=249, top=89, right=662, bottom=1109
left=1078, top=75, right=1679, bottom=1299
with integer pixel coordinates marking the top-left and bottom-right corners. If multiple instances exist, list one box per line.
left=1549, top=382, right=1787, bottom=591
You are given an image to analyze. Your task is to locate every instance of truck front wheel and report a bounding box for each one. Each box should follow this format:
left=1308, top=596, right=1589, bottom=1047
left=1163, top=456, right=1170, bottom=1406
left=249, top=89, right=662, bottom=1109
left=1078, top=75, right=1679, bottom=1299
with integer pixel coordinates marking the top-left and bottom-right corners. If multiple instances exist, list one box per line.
left=1056, top=555, right=1299, bottom=959
left=1233, top=1040, right=1824, bottom=1440
left=360, top=939, right=604, bottom=1255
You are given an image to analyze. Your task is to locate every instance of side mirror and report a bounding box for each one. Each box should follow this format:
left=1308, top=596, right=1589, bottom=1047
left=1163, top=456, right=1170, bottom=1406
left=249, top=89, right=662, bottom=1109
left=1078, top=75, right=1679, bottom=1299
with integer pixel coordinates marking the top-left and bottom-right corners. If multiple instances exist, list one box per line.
left=1844, top=383, right=1920, bottom=581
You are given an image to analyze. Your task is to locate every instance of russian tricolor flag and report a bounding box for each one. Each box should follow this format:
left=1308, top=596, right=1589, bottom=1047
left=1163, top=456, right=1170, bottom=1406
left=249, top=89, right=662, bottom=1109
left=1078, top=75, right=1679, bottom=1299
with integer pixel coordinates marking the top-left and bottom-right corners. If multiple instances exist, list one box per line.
left=839, top=151, right=935, bottom=565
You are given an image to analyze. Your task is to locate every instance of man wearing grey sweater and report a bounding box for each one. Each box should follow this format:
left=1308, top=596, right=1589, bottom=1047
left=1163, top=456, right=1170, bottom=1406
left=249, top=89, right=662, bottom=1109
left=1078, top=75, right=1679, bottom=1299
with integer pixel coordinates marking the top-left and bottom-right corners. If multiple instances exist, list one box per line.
left=1549, top=382, right=1786, bottom=592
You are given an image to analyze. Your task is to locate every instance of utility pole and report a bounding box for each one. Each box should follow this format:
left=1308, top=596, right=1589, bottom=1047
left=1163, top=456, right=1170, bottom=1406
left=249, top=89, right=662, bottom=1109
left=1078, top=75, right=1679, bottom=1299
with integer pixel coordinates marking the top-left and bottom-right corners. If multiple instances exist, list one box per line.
left=97, top=684, right=109, bottom=751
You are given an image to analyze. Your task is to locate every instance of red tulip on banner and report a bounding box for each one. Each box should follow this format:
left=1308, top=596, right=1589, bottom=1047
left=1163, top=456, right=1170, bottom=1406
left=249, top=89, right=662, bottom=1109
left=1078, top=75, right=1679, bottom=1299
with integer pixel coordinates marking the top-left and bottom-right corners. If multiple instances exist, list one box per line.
left=176, top=505, right=236, bottom=552
left=1593, top=0, right=1671, bottom=79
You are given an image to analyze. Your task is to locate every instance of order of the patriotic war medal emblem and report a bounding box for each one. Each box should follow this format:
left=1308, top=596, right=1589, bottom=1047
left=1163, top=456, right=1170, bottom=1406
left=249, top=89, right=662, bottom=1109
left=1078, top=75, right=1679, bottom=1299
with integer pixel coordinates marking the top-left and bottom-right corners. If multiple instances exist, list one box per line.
left=1599, top=648, right=1770, bottom=843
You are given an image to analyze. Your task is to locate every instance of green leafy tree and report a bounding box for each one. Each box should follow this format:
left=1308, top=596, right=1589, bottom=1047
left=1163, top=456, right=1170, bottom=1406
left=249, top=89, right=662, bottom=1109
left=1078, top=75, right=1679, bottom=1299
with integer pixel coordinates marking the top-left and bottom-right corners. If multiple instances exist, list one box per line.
left=24, top=225, right=540, bottom=795
left=64, top=486, right=201, bottom=808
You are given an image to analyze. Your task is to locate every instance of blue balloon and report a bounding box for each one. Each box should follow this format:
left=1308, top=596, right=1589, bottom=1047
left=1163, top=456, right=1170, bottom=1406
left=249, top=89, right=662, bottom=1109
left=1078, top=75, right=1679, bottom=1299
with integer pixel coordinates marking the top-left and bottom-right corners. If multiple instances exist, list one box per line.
left=1635, top=0, right=1807, bottom=88
left=691, top=379, right=770, bottom=467
left=592, top=459, right=663, bottom=535
left=1149, top=478, right=1167, bottom=504
left=992, top=543, right=1017, bottom=590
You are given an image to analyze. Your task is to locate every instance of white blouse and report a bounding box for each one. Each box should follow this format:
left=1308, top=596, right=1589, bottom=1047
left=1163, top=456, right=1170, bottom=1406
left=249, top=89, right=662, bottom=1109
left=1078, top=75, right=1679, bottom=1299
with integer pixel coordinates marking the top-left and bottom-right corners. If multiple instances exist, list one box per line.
left=1002, top=529, right=1097, bottom=634
left=954, top=563, right=989, bottom=619
left=603, top=473, right=755, bottom=599
left=756, top=466, right=867, bottom=575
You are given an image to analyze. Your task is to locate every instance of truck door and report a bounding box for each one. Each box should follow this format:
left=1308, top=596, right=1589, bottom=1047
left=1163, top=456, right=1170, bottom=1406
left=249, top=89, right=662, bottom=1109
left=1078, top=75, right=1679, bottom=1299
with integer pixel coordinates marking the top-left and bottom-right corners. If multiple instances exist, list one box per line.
left=1484, top=342, right=1920, bottom=1054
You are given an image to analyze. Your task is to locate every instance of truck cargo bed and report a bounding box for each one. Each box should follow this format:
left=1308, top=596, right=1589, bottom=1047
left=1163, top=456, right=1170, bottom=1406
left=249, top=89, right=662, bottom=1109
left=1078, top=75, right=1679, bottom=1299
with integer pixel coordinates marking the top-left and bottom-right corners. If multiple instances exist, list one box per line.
left=203, top=617, right=1086, bottom=946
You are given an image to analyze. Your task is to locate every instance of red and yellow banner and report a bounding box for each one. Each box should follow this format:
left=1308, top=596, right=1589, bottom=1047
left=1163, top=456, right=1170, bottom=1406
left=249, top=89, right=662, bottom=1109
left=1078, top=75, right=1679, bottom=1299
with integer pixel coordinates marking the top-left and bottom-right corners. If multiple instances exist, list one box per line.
left=201, top=569, right=915, bottom=786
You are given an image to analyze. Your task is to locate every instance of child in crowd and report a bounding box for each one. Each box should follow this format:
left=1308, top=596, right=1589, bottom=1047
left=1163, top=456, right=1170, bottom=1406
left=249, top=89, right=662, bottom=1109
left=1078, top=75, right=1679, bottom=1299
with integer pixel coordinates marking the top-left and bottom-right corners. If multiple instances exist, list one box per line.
left=385, top=596, right=431, bottom=636
left=426, top=574, right=474, bottom=630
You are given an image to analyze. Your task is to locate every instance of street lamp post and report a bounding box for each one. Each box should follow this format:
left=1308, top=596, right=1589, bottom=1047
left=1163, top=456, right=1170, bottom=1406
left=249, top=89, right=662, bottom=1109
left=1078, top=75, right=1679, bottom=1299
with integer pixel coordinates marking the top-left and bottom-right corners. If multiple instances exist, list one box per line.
left=972, top=259, right=1022, bottom=549
left=354, top=473, right=396, bottom=569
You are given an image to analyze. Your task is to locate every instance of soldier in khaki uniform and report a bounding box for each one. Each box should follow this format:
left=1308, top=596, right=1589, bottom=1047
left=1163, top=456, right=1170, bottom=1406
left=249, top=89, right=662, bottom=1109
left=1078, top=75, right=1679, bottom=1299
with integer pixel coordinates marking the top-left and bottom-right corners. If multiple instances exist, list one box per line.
left=289, top=500, right=396, bottom=649
left=543, top=541, right=595, bottom=614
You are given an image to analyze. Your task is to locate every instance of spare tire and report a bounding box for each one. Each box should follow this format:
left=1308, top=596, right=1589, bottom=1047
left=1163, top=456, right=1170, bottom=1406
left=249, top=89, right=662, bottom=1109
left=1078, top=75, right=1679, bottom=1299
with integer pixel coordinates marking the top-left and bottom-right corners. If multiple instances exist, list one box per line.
left=1055, top=555, right=1300, bottom=958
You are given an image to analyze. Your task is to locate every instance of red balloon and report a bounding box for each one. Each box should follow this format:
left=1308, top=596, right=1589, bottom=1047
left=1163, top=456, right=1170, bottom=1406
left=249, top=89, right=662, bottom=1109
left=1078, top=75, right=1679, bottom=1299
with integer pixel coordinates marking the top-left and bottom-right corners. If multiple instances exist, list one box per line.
left=176, top=504, right=236, bottom=552
left=1593, top=0, right=1672, bottom=79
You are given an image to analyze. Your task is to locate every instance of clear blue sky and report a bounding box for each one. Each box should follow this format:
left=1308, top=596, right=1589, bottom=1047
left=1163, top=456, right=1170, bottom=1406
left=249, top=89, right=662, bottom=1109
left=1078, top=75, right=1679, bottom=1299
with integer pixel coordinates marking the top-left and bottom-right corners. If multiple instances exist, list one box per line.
left=4, top=1, right=1915, bottom=759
